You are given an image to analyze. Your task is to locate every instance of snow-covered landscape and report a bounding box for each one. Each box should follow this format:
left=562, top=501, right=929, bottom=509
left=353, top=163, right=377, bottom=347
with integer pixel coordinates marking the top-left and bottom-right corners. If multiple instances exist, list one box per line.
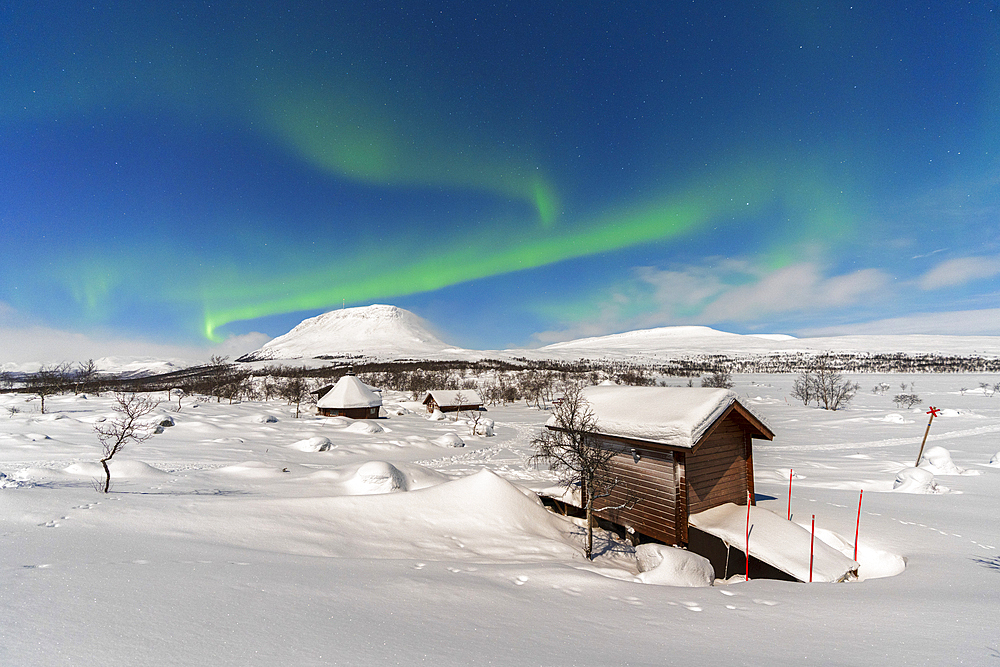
left=3, top=366, right=999, bottom=665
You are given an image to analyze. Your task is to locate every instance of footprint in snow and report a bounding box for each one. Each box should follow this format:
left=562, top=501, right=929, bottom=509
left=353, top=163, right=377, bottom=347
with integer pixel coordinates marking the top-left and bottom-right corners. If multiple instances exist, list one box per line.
left=39, top=520, right=59, bottom=528
left=23, top=564, right=52, bottom=569
left=514, top=576, right=528, bottom=585
left=413, top=563, right=426, bottom=570
left=752, top=599, right=778, bottom=606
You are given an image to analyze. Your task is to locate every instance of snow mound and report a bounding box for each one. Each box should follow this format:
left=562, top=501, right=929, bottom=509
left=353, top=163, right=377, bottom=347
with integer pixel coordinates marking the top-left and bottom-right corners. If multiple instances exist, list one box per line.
left=434, top=432, right=466, bottom=447
left=427, top=409, right=447, bottom=421
left=349, top=461, right=408, bottom=494
left=880, top=413, right=911, bottom=424
left=247, top=414, right=279, bottom=424
left=636, top=544, right=715, bottom=587
left=345, top=420, right=384, bottom=434
left=919, top=446, right=978, bottom=475
left=214, top=461, right=293, bottom=478
left=320, top=417, right=350, bottom=427
left=289, top=436, right=335, bottom=452
left=63, top=460, right=171, bottom=478
left=811, top=527, right=906, bottom=581
left=893, top=467, right=949, bottom=494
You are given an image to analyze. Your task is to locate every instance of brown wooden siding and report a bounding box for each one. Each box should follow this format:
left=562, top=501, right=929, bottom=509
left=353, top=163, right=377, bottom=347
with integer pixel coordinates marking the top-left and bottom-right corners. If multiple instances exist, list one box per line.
left=686, top=418, right=749, bottom=514
left=591, top=440, right=681, bottom=545
left=319, top=406, right=379, bottom=419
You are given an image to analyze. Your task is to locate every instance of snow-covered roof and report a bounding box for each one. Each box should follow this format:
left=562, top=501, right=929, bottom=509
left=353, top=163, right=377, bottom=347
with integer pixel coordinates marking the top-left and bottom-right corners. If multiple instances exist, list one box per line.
left=317, top=374, right=383, bottom=409
left=423, top=390, right=483, bottom=406
left=549, top=386, right=769, bottom=449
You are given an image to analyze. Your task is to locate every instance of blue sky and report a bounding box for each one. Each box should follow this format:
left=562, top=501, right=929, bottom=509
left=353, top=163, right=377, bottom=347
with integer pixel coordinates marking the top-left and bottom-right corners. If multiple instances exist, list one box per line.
left=3, top=1, right=1000, bottom=359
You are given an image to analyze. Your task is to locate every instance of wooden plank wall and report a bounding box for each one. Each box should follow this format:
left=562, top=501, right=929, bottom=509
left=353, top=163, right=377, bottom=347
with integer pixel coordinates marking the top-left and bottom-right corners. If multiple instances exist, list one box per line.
left=686, top=415, right=749, bottom=514
left=593, top=441, right=680, bottom=545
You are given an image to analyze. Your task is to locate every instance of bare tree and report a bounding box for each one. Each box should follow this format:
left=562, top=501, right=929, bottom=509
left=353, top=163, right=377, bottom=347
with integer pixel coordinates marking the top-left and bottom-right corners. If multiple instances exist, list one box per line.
left=791, top=371, right=816, bottom=406
left=94, top=392, right=160, bottom=493
left=74, top=359, right=99, bottom=394
left=530, top=385, right=630, bottom=560
left=25, top=363, right=71, bottom=414
left=814, top=361, right=860, bottom=411
left=893, top=393, right=922, bottom=409
left=701, top=369, right=734, bottom=389
left=278, top=376, right=313, bottom=418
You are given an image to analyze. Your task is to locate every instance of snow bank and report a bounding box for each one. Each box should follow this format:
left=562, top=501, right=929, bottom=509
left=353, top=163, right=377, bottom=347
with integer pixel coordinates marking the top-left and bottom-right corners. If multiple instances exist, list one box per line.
left=434, top=432, right=465, bottom=447
left=635, top=544, right=715, bottom=587
left=690, top=503, right=858, bottom=583
left=348, top=461, right=408, bottom=494
left=345, top=420, right=384, bottom=434
left=288, top=436, right=335, bottom=452
left=919, top=446, right=978, bottom=475
left=893, top=467, right=949, bottom=494
left=811, top=527, right=906, bottom=581
left=63, top=460, right=171, bottom=478
left=247, top=414, right=279, bottom=423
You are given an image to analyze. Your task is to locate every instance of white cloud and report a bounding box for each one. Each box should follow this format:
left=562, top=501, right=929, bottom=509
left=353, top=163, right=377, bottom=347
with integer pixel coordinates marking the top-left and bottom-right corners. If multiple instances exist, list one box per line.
left=531, top=261, right=895, bottom=344
left=0, top=303, right=271, bottom=369
left=800, top=308, right=1000, bottom=336
left=918, top=255, right=1000, bottom=290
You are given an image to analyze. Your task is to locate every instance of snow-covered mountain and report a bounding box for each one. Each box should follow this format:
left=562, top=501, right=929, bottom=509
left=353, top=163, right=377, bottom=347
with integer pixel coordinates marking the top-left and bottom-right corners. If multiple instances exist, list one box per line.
left=237, top=304, right=1000, bottom=364
left=237, top=304, right=462, bottom=362
left=537, top=326, right=1000, bottom=360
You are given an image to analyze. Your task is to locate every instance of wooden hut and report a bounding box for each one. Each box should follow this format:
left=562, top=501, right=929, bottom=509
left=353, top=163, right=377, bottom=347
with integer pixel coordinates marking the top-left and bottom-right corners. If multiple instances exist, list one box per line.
left=423, top=390, right=483, bottom=414
left=316, top=373, right=382, bottom=419
left=547, top=386, right=773, bottom=547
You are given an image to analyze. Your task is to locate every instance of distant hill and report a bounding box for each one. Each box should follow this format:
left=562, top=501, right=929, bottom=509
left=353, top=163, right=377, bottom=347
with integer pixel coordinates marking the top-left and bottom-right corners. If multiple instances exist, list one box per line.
left=236, top=305, right=463, bottom=362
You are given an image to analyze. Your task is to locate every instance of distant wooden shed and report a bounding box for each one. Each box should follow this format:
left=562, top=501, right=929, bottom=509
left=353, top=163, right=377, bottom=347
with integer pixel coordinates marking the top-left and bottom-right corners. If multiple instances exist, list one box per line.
left=547, top=386, right=773, bottom=547
left=316, top=373, right=382, bottom=419
left=423, top=390, right=483, bottom=414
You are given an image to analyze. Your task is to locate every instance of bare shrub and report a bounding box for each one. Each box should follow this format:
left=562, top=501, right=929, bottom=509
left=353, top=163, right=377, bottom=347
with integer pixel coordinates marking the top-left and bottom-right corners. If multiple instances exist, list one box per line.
left=94, top=392, right=160, bottom=493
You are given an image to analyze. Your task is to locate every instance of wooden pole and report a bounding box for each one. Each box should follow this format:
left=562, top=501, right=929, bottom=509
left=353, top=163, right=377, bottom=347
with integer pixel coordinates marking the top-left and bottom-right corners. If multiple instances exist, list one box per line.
left=787, top=468, right=793, bottom=520
left=915, top=407, right=940, bottom=467
left=745, top=491, right=751, bottom=581
left=809, top=514, right=815, bottom=583
left=854, top=489, right=863, bottom=562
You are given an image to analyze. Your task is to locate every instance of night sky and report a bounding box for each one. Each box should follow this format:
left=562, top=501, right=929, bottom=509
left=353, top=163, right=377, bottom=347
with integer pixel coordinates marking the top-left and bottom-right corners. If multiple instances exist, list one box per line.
left=4, top=1, right=1000, bottom=355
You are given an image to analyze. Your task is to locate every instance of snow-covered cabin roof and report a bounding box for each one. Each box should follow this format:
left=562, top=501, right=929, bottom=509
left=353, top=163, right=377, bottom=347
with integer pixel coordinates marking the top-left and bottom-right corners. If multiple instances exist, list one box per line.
left=549, top=386, right=771, bottom=449
left=423, top=390, right=483, bottom=407
left=316, top=374, right=383, bottom=409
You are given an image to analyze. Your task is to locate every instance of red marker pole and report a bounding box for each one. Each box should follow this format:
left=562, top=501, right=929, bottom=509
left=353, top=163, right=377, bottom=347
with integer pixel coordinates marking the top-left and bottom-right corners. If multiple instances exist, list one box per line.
left=787, top=468, right=793, bottom=521
left=809, top=515, right=816, bottom=583
left=745, top=491, right=752, bottom=581
left=854, top=490, right=863, bottom=562
left=915, top=406, right=941, bottom=467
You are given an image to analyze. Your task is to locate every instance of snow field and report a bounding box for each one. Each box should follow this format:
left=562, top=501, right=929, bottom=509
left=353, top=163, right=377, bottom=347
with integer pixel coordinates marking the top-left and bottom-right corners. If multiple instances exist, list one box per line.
left=2, top=373, right=1000, bottom=665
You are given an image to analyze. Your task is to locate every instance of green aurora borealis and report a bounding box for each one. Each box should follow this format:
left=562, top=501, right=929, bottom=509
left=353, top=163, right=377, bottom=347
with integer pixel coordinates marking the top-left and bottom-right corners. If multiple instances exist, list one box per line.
left=4, top=2, right=1000, bottom=351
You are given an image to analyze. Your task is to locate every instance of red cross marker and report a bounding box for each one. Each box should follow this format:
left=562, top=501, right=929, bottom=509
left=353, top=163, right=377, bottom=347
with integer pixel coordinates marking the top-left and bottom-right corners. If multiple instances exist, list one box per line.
left=927, top=406, right=941, bottom=418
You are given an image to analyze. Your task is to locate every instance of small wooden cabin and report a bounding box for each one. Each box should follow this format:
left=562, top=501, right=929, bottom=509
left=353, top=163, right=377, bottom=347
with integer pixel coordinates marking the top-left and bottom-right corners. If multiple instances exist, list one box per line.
left=548, top=386, right=773, bottom=547
left=423, top=390, right=483, bottom=414
left=316, top=373, right=382, bottom=419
